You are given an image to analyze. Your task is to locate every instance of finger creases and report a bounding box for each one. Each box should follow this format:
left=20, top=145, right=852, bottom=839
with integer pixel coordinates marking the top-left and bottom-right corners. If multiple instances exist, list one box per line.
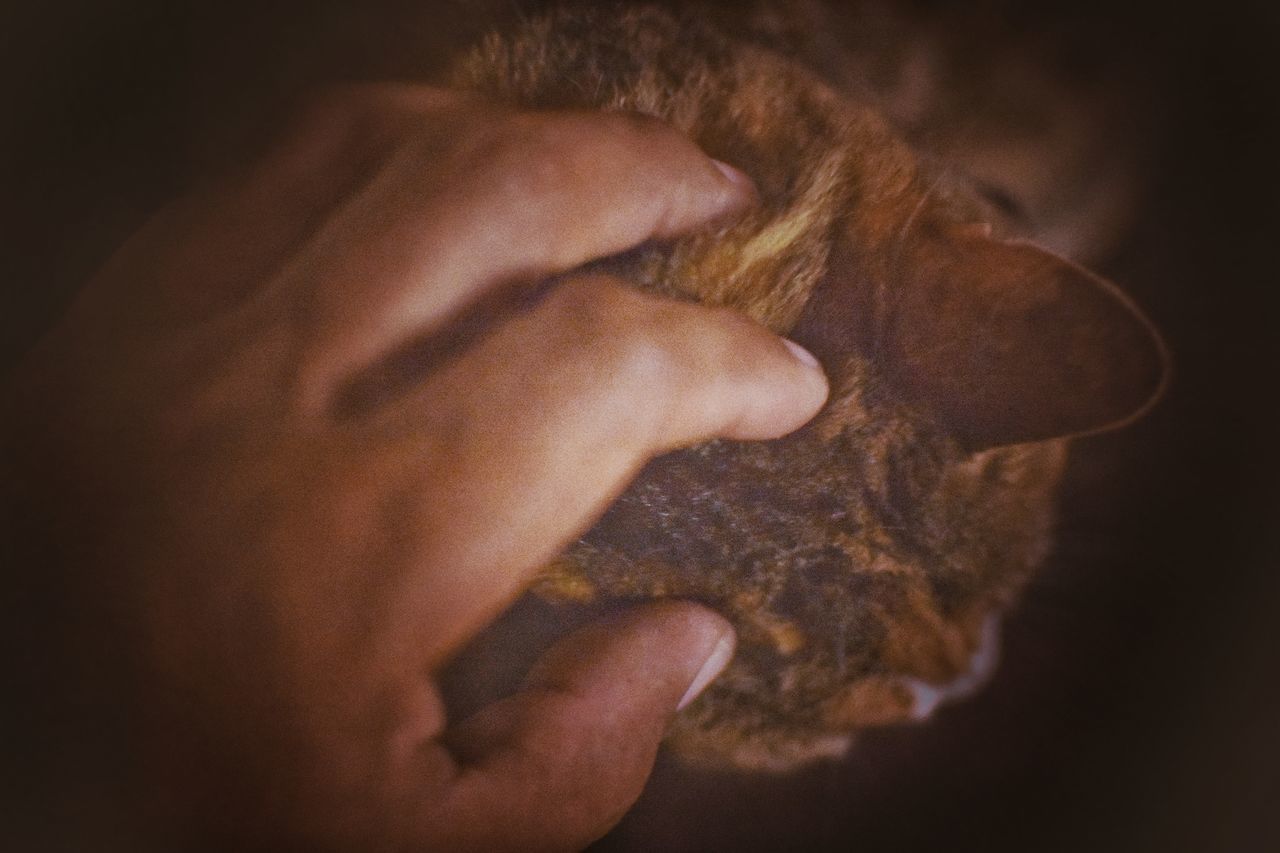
left=386, top=274, right=827, bottom=667
left=293, top=106, right=758, bottom=397
left=426, top=602, right=735, bottom=852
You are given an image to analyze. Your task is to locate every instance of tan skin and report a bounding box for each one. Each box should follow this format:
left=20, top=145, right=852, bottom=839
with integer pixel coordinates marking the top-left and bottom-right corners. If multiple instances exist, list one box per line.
left=4, top=85, right=827, bottom=850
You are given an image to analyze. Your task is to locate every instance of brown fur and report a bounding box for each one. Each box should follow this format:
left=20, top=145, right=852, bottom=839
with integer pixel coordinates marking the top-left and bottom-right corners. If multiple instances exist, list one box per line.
left=451, top=3, right=1167, bottom=769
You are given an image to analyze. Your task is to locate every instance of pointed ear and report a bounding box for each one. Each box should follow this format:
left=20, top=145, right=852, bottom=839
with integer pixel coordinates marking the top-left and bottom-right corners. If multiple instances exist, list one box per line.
left=887, top=228, right=1169, bottom=449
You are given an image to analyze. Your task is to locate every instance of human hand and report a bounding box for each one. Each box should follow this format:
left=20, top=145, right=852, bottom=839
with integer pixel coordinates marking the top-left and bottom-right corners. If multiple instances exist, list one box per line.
left=4, top=85, right=827, bottom=850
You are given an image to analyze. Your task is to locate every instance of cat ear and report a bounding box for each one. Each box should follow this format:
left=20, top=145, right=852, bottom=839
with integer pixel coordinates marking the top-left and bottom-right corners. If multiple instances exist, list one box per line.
left=886, top=227, right=1169, bottom=449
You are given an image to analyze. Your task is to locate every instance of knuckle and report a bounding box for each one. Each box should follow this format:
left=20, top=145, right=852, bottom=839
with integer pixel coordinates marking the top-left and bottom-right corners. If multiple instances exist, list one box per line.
left=612, top=321, right=680, bottom=391
left=484, top=113, right=594, bottom=196
left=547, top=277, right=681, bottom=406
left=591, top=293, right=679, bottom=388
left=547, top=279, right=764, bottom=392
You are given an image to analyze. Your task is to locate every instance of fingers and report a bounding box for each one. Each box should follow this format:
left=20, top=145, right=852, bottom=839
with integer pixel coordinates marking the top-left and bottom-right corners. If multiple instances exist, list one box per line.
left=427, top=601, right=735, bottom=852
left=382, top=274, right=827, bottom=664
left=77, top=83, right=754, bottom=394
left=292, top=99, right=756, bottom=394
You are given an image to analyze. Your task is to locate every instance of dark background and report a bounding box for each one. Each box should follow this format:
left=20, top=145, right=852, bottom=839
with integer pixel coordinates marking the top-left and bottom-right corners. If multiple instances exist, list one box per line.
left=2, top=2, right=1277, bottom=850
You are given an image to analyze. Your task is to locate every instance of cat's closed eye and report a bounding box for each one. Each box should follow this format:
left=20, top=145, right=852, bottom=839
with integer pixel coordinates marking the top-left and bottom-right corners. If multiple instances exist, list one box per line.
left=973, top=179, right=1031, bottom=225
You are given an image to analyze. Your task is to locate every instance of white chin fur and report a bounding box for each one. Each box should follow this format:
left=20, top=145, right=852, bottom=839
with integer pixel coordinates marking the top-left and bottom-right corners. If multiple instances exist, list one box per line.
left=903, top=613, right=1003, bottom=721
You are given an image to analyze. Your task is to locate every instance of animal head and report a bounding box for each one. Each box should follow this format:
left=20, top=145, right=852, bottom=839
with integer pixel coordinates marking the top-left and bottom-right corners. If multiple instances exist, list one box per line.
left=453, top=4, right=1168, bottom=768
left=456, top=4, right=1166, bottom=450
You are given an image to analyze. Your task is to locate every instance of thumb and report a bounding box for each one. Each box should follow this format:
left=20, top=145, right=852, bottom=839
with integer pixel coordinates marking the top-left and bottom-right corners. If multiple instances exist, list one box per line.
left=430, top=601, right=735, bottom=852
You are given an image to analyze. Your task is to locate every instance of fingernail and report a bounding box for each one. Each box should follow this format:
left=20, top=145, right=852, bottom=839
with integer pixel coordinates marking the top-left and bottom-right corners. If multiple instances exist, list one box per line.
left=711, top=159, right=757, bottom=196
left=782, top=338, right=822, bottom=371
left=677, top=631, right=736, bottom=711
